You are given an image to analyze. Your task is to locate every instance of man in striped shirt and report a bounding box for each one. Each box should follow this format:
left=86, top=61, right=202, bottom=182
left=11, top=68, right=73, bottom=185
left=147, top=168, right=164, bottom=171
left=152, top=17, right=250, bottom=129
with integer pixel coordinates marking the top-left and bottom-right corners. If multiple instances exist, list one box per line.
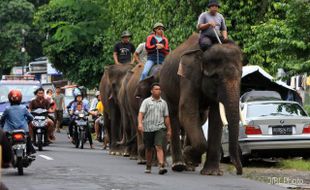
left=138, top=83, right=171, bottom=174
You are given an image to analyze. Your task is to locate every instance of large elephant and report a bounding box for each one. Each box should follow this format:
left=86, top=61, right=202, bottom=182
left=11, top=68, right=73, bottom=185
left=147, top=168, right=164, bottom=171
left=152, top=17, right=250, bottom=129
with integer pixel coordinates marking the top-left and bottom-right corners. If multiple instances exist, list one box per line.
left=160, top=33, right=243, bottom=175
left=116, top=63, right=146, bottom=161
left=120, top=63, right=147, bottom=162
left=99, top=63, right=134, bottom=155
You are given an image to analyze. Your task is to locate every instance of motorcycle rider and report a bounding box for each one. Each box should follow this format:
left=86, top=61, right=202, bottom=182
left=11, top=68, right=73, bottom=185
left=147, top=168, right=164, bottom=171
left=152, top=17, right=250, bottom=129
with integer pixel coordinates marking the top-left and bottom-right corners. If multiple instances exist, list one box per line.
left=29, top=88, right=55, bottom=142
left=90, top=91, right=100, bottom=111
left=93, top=95, right=105, bottom=142
left=0, top=89, right=36, bottom=155
left=67, top=88, right=82, bottom=141
left=70, top=101, right=94, bottom=149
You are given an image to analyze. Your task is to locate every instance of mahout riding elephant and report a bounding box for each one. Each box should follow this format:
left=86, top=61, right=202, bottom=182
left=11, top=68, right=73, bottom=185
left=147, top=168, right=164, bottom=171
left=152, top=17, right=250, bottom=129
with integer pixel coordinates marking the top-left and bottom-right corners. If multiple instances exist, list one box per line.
left=99, top=63, right=134, bottom=155
left=160, top=33, right=243, bottom=175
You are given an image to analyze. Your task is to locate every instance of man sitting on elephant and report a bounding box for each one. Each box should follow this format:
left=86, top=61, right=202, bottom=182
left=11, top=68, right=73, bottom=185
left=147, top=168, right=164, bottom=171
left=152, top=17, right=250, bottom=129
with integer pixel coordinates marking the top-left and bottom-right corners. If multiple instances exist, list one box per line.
left=140, top=23, right=169, bottom=81
left=197, top=0, right=228, bottom=51
left=113, top=30, right=136, bottom=65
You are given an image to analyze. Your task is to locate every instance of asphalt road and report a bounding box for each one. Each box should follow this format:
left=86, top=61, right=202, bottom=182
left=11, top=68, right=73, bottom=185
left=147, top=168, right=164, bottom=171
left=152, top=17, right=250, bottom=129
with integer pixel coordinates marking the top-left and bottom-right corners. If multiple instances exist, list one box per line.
left=1, top=130, right=285, bottom=190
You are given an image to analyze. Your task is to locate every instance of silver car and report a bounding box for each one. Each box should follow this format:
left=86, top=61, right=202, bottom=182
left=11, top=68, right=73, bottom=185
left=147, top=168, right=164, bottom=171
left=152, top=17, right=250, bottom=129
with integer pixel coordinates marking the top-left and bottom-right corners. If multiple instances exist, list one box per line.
left=221, top=100, right=310, bottom=163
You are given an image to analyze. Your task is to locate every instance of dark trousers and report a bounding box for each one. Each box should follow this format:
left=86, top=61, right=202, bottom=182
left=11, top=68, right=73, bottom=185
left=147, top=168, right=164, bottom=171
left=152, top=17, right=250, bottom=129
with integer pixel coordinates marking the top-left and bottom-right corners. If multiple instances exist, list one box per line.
left=199, top=34, right=223, bottom=51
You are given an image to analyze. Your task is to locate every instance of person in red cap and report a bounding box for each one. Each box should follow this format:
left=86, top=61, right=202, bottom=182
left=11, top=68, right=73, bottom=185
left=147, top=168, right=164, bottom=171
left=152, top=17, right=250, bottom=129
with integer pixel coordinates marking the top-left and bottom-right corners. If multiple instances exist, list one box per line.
left=0, top=89, right=36, bottom=155
left=197, top=0, right=228, bottom=51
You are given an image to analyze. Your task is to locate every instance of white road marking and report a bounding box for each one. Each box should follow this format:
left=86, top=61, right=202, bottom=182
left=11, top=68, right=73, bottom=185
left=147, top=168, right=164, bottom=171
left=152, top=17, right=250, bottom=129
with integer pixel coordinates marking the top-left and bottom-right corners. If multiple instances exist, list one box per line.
left=39, top=155, right=54, bottom=160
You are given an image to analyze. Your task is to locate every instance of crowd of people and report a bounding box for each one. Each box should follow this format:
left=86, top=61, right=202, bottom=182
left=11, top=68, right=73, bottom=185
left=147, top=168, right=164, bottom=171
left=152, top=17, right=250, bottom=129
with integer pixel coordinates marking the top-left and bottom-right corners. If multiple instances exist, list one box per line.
left=1, top=0, right=227, bottom=176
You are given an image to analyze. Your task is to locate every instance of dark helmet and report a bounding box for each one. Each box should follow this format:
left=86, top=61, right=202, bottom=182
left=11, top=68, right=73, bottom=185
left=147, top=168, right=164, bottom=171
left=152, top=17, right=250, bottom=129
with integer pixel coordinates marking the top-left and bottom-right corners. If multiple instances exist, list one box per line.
left=153, top=23, right=165, bottom=32
left=121, top=30, right=132, bottom=38
left=8, top=89, right=22, bottom=104
left=208, top=0, right=220, bottom=8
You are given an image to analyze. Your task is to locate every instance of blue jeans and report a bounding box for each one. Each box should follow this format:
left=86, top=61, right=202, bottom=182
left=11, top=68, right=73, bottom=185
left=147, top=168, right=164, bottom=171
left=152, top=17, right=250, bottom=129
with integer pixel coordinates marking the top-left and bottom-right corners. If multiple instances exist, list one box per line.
left=140, top=60, right=155, bottom=81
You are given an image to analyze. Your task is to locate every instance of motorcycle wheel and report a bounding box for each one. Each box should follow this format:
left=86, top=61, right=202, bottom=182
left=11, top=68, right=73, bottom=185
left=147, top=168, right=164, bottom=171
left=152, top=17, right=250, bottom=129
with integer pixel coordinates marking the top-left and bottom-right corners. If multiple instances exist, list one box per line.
left=80, top=132, right=85, bottom=149
left=17, top=157, right=24, bottom=175
left=37, top=133, right=43, bottom=151
left=75, top=137, right=79, bottom=148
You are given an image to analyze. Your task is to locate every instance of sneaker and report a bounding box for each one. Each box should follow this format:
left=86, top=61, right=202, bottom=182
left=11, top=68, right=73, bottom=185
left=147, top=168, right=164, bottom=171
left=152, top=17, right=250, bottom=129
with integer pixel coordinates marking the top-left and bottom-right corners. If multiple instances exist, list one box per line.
left=145, top=166, right=151, bottom=174
left=158, top=167, right=167, bottom=175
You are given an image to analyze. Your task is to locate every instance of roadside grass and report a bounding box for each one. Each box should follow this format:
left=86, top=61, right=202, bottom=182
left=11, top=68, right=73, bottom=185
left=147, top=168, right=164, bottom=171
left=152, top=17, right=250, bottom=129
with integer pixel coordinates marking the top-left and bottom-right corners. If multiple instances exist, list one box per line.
left=276, top=159, right=310, bottom=171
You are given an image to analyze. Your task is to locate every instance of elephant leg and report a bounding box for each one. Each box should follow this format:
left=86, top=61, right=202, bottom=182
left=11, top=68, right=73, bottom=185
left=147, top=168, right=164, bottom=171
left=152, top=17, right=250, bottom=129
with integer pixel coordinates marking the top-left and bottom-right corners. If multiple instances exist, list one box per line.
left=179, top=79, right=207, bottom=171
left=121, top=109, right=131, bottom=157
left=110, top=105, right=122, bottom=155
left=129, top=108, right=145, bottom=164
left=169, top=113, right=186, bottom=171
left=103, top=112, right=111, bottom=149
left=127, top=114, right=138, bottom=160
left=201, top=103, right=223, bottom=176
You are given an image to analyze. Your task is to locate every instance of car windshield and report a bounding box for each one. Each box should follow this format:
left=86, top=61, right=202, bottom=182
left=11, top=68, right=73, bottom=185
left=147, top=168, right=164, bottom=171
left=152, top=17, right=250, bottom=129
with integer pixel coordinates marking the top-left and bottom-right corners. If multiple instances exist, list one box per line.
left=247, top=102, right=307, bottom=118
left=0, top=84, right=39, bottom=103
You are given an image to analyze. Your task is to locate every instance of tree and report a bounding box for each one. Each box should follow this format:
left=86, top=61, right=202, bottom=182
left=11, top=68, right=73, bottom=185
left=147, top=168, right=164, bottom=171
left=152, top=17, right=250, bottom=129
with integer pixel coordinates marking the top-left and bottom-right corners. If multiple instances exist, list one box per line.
left=222, top=0, right=310, bottom=76
left=0, top=0, right=34, bottom=76
left=34, top=0, right=110, bottom=88
left=33, top=0, right=309, bottom=88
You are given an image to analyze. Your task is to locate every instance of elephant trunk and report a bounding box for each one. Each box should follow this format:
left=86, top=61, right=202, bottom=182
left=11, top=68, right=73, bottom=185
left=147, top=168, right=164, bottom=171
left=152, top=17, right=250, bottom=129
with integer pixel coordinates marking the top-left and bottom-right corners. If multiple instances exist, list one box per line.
left=219, top=80, right=242, bottom=175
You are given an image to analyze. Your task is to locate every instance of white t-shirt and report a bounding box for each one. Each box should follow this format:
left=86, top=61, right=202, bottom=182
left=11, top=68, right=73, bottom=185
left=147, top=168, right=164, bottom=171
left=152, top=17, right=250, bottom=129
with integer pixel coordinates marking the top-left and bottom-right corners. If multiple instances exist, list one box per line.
left=135, top=42, right=147, bottom=64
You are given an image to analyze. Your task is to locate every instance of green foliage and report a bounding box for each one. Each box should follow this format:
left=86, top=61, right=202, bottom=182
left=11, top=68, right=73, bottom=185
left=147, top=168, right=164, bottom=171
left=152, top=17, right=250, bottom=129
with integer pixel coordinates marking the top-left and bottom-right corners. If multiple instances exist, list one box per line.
left=304, top=105, right=310, bottom=116
left=34, top=0, right=109, bottom=88
left=225, top=0, right=310, bottom=76
left=1, top=0, right=307, bottom=88
left=0, top=0, right=34, bottom=76
left=277, top=159, right=310, bottom=171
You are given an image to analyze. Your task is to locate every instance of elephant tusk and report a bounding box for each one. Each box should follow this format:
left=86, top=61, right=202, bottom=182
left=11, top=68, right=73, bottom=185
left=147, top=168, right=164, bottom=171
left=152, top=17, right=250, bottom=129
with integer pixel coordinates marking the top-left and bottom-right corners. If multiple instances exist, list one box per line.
left=219, top=102, right=228, bottom=127
left=239, top=106, right=245, bottom=125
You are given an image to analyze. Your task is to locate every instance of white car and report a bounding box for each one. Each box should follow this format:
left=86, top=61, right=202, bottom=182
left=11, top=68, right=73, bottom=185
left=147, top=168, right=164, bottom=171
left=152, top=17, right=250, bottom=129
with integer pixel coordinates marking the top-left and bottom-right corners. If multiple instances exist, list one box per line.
left=221, top=100, right=310, bottom=163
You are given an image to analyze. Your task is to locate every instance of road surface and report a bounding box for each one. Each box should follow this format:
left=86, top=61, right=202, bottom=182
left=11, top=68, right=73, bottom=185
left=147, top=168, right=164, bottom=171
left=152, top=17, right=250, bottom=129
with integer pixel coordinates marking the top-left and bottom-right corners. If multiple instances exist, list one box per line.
left=1, top=131, right=285, bottom=190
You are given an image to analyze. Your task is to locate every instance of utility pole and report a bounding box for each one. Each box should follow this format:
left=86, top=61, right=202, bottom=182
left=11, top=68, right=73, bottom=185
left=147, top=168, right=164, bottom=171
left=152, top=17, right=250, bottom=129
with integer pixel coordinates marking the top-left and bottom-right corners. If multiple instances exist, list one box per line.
left=21, top=29, right=27, bottom=75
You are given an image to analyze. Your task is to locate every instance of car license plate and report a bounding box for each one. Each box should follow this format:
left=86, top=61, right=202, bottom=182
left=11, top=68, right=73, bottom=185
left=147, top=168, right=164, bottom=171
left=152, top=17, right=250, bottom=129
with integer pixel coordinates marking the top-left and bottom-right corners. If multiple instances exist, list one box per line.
left=272, top=126, right=292, bottom=135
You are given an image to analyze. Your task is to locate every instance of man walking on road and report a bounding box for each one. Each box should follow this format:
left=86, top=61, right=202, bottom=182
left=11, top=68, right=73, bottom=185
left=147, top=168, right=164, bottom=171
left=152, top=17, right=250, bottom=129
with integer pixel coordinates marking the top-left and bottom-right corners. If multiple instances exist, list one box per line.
left=138, top=83, right=171, bottom=175
left=53, top=87, right=65, bottom=133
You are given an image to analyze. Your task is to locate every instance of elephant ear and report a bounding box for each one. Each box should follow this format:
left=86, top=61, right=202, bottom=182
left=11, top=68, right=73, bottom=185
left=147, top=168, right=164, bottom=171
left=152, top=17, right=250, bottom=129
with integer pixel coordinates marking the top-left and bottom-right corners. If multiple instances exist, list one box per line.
left=177, top=50, right=203, bottom=81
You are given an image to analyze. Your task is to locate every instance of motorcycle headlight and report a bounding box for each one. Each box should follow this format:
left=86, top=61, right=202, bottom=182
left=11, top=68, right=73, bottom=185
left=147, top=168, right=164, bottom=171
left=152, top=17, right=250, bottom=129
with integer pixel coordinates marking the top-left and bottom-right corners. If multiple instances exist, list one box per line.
left=79, top=113, right=85, bottom=118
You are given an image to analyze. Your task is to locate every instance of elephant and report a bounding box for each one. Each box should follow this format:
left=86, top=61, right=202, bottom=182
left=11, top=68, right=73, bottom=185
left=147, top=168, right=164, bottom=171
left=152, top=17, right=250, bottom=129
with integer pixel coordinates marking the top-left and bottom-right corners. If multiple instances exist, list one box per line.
left=119, top=63, right=147, bottom=163
left=99, top=63, right=134, bottom=155
left=159, top=33, right=243, bottom=175
left=116, top=62, right=146, bottom=161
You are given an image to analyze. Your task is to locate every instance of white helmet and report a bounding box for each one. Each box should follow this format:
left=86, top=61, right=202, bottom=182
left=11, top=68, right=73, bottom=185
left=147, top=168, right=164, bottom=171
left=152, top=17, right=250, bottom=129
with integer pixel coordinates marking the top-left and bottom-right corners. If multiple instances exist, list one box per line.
left=95, top=91, right=100, bottom=97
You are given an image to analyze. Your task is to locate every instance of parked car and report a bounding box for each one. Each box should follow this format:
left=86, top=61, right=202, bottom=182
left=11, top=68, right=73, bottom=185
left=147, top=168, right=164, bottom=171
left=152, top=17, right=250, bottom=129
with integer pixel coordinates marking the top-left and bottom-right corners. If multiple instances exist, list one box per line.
left=0, top=75, right=40, bottom=120
left=203, top=91, right=310, bottom=164
left=221, top=100, right=310, bottom=163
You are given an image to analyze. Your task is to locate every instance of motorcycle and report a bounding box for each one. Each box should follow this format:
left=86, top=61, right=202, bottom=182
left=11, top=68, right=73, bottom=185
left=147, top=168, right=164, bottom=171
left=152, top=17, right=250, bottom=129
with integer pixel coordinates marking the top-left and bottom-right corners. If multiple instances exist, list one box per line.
left=6, top=130, right=35, bottom=175
left=73, top=110, right=89, bottom=149
left=31, top=108, right=48, bottom=151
